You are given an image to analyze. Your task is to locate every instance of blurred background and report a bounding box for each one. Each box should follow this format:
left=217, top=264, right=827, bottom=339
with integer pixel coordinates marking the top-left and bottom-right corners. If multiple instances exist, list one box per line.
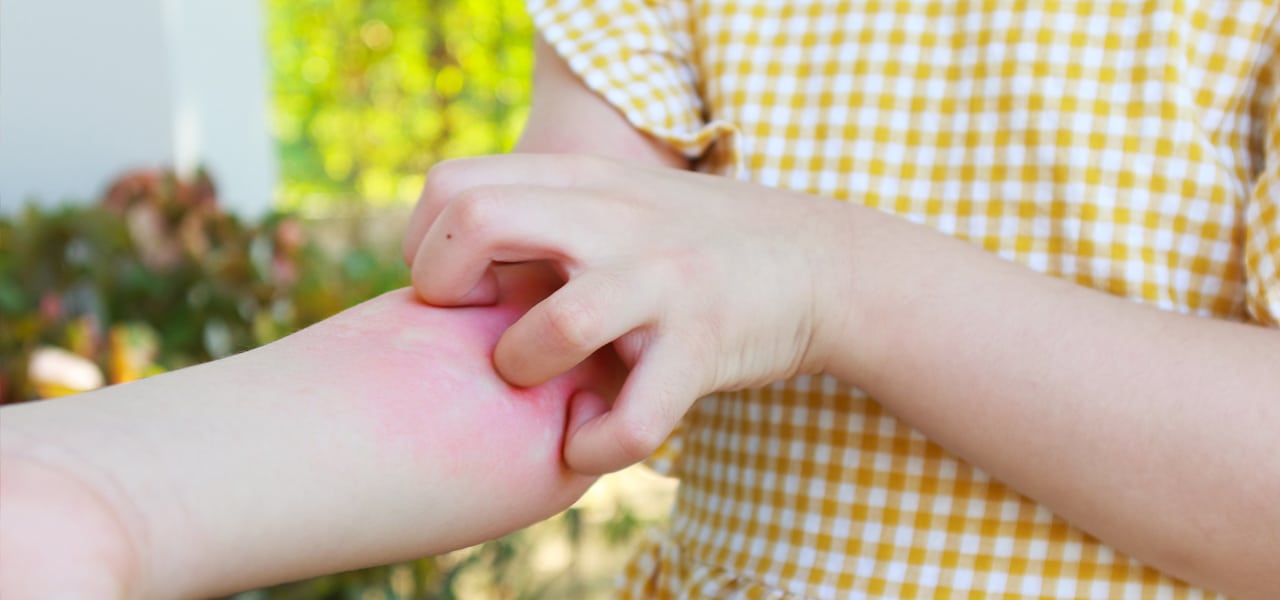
left=0, top=0, right=675, bottom=597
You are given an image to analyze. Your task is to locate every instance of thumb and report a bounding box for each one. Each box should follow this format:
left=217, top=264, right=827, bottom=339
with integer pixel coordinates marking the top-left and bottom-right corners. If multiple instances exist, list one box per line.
left=563, top=340, right=702, bottom=475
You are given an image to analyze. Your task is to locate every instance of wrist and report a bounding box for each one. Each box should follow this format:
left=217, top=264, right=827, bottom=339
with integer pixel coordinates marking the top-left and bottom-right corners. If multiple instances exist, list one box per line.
left=808, top=202, right=908, bottom=387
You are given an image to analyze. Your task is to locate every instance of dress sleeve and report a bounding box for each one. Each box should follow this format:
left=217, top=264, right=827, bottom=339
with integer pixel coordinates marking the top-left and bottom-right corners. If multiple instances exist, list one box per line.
left=526, top=0, right=737, bottom=164
left=1245, top=44, right=1280, bottom=327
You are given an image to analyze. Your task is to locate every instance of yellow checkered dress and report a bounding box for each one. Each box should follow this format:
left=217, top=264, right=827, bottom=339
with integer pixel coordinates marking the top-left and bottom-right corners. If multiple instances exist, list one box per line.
left=528, top=0, right=1280, bottom=596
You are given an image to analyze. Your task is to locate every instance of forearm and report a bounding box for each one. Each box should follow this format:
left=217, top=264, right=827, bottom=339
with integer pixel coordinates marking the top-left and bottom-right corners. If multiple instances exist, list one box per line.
left=824, top=203, right=1280, bottom=597
left=3, top=358, right=352, bottom=598
left=0, top=289, right=609, bottom=598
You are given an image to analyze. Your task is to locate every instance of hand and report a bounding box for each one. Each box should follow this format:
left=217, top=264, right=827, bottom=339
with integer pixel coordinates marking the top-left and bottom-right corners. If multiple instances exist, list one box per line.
left=402, top=154, right=854, bottom=474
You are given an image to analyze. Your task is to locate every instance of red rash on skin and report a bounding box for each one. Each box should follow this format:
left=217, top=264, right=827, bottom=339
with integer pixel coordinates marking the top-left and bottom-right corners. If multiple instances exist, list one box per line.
left=281, top=289, right=622, bottom=489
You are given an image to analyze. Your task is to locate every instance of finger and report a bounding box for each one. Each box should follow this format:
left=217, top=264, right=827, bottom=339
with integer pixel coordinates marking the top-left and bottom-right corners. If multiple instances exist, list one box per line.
left=494, top=267, right=659, bottom=388
left=565, top=391, right=610, bottom=446
left=403, top=160, right=478, bottom=265
left=402, top=187, right=442, bottom=265
left=491, top=261, right=566, bottom=306
left=410, top=185, right=618, bottom=306
left=403, top=155, right=622, bottom=265
left=563, top=339, right=703, bottom=475
left=454, top=266, right=501, bottom=306
left=561, top=391, right=610, bottom=478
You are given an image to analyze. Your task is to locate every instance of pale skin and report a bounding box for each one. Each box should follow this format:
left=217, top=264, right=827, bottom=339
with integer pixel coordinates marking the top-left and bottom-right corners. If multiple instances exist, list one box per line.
left=2, top=36, right=1277, bottom=599
left=0, top=277, right=624, bottom=598
left=403, top=38, right=1280, bottom=597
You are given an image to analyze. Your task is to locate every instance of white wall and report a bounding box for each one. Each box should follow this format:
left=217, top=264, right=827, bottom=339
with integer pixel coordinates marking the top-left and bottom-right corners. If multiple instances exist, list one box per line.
left=0, top=0, right=276, bottom=215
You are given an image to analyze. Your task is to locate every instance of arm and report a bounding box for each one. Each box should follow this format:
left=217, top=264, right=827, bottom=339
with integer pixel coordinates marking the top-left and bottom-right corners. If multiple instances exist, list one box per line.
left=0, top=284, right=622, bottom=599
left=401, top=157, right=1280, bottom=598
left=819, top=205, right=1280, bottom=598
left=514, top=36, right=689, bottom=167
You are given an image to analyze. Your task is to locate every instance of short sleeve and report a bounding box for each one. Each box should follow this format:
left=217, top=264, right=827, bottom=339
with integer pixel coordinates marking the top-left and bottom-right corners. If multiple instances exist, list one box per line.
left=1245, top=44, right=1280, bottom=327
left=526, top=0, right=739, bottom=167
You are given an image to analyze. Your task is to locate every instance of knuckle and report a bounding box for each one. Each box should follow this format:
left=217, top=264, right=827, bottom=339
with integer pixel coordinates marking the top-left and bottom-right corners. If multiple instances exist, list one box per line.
left=651, top=248, right=710, bottom=288
left=542, top=295, right=600, bottom=352
left=448, top=187, right=503, bottom=236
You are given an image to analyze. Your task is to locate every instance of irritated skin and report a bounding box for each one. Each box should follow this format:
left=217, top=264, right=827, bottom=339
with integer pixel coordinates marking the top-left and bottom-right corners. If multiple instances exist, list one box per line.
left=0, top=277, right=623, bottom=599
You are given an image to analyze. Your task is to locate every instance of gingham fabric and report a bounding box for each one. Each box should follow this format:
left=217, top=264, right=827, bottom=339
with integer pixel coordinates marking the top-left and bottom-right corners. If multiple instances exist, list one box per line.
left=528, top=0, right=1280, bottom=597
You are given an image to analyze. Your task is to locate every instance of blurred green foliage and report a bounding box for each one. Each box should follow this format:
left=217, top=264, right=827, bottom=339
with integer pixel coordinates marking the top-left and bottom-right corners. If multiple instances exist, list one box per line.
left=0, top=168, right=407, bottom=401
left=267, top=0, right=533, bottom=209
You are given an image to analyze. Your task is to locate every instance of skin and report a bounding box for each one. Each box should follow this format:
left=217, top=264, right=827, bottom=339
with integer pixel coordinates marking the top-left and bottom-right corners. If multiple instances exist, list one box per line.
left=1, top=279, right=623, bottom=599
left=401, top=38, right=1280, bottom=598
